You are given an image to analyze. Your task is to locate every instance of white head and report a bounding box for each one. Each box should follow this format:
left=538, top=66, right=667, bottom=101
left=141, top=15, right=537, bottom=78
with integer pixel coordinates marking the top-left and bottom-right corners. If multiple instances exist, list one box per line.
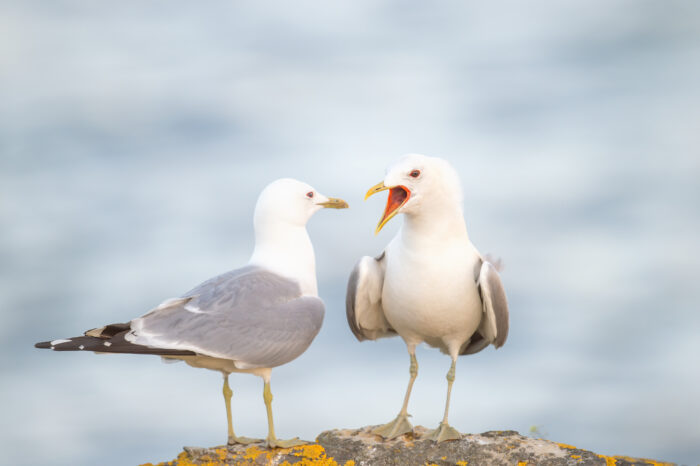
left=254, top=178, right=348, bottom=229
left=365, top=154, right=463, bottom=233
left=250, top=178, right=348, bottom=295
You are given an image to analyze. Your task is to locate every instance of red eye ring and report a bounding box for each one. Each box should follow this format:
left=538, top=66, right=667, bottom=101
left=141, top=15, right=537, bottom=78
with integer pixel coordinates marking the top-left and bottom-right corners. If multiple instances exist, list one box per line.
left=410, top=169, right=421, bottom=178
left=306, top=191, right=314, bottom=198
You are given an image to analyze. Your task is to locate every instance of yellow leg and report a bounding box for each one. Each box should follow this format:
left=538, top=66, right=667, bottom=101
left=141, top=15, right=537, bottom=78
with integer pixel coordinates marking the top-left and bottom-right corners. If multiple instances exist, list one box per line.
left=222, top=375, right=259, bottom=446
left=426, top=359, right=461, bottom=442
left=263, top=381, right=276, bottom=442
left=372, top=350, right=417, bottom=439
left=400, top=352, right=418, bottom=416
left=262, top=379, right=307, bottom=449
left=442, top=360, right=456, bottom=424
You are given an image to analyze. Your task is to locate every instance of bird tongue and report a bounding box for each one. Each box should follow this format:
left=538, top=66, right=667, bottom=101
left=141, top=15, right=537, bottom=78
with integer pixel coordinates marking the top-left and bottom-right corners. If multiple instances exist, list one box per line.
left=381, top=186, right=409, bottom=222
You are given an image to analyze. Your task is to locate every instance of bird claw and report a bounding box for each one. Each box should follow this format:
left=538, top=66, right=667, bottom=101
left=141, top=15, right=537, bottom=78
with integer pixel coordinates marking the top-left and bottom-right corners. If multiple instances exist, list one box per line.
left=264, top=437, right=308, bottom=449
left=372, top=414, right=414, bottom=439
left=425, top=422, right=461, bottom=442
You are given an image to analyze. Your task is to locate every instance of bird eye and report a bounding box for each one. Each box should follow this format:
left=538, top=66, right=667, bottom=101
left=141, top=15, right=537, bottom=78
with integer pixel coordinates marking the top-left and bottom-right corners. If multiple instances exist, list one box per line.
left=306, top=191, right=314, bottom=198
left=410, top=169, right=421, bottom=178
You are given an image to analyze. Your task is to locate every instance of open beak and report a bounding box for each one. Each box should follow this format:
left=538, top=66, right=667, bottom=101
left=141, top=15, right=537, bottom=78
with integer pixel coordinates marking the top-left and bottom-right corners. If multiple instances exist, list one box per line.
left=316, top=197, right=349, bottom=209
left=365, top=181, right=410, bottom=234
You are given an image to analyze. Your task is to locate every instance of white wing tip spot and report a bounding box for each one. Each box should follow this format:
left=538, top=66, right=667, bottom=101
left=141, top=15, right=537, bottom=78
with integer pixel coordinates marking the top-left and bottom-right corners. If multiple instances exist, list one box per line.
left=103, top=341, right=112, bottom=347
left=50, top=339, right=71, bottom=346
left=79, top=345, right=85, bottom=350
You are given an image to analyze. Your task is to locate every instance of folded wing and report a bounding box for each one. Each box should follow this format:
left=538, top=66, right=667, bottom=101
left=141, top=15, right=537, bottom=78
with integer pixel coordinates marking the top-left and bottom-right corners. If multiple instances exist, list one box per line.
left=37, top=266, right=325, bottom=369
left=461, top=260, right=510, bottom=355
left=346, top=252, right=396, bottom=341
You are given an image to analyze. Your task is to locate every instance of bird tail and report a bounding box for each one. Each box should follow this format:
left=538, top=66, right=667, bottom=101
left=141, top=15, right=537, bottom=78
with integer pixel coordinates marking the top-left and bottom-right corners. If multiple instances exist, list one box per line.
left=35, top=325, right=195, bottom=356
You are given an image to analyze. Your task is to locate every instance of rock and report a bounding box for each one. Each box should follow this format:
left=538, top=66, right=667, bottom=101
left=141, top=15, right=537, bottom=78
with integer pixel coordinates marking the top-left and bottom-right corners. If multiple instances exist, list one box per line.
left=142, top=425, right=674, bottom=466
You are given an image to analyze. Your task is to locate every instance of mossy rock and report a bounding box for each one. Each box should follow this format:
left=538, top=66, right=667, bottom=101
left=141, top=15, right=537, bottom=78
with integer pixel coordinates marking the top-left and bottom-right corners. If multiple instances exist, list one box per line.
left=143, top=425, right=674, bottom=466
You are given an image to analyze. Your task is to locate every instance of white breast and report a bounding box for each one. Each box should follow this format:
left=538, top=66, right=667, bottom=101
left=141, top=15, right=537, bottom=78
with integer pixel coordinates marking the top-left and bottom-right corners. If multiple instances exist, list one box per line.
left=382, top=235, right=482, bottom=350
left=249, top=223, right=318, bottom=296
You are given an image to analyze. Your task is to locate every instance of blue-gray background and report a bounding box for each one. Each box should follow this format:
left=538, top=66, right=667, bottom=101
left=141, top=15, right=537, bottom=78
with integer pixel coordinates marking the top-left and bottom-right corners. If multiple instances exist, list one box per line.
left=2, top=1, right=699, bottom=465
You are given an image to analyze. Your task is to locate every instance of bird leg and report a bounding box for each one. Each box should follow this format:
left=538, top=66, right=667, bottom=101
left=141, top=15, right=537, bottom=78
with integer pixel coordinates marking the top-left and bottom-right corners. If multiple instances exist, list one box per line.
left=372, top=351, right=417, bottom=439
left=223, top=375, right=260, bottom=446
left=426, top=359, right=462, bottom=442
left=262, top=379, right=307, bottom=449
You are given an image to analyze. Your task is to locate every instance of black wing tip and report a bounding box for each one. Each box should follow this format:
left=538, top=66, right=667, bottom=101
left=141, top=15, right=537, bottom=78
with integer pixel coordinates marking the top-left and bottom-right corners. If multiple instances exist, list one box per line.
left=33, top=333, right=196, bottom=356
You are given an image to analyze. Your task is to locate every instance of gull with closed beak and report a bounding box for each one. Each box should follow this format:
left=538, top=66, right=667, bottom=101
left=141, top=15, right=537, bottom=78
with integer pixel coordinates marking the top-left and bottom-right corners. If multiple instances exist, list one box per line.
left=36, top=178, right=348, bottom=448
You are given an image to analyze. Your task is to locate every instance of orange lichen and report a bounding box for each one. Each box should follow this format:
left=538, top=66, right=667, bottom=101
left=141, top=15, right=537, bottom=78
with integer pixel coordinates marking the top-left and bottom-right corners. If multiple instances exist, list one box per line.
left=147, top=439, right=674, bottom=466
left=291, top=444, right=326, bottom=460
left=146, top=442, right=353, bottom=466
left=148, top=450, right=219, bottom=466
left=286, top=444, right=340, bottom=466
left=242, top=445, right=273, bottom=462
left=612, top=456, right=674, bottom=466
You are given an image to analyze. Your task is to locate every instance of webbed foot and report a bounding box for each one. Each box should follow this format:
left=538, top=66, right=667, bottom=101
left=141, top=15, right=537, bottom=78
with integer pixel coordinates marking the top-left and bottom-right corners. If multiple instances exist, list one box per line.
left=227, top=435, right=262, bottom=446
left=425, top=422, right=461, bottom=442
left=372, top=413, right=414, bottom=439
left=264, top=437, right=308, bottom=449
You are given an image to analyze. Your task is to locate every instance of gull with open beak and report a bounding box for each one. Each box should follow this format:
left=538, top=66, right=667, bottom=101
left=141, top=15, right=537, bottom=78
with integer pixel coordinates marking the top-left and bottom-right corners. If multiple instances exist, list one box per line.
left=346, top=154, right=509, bottom=442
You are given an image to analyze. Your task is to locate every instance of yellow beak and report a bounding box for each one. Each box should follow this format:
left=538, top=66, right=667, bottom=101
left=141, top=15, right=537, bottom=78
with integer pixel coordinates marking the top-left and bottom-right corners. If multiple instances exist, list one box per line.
left=365, top=181, right=410, bottom=234
left=316, top=197, right=349, bottom=209
left=365, top=181, right=390, bottom=200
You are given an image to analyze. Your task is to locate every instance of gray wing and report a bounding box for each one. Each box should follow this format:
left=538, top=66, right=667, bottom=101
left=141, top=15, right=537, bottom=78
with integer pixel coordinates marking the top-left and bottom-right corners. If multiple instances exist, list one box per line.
left=127, top=265, right=325, bottom=369
left=346, top=252, right=396, bottom=341
left=461, top=260, right=509, bottom=355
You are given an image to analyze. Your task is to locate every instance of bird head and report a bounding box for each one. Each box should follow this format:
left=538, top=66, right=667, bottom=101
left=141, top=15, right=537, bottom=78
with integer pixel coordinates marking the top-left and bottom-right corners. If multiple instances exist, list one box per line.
left=365, top=154, right=462, bottom=234
left=254, top=178, right=348, bottom=228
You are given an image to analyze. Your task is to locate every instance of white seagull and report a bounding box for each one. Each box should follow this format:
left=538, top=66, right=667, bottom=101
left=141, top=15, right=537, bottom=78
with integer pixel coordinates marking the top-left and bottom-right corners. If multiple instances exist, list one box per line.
left=36, top=178, right=348, bottom=448
left=346, top=154, right=509, bottom=442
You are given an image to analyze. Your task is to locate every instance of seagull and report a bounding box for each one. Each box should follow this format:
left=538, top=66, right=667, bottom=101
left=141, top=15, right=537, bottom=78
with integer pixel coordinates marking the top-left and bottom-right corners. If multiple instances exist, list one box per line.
left=346, top=154, right=509, bottom=442
left=35, top=178, right=348, bottom=449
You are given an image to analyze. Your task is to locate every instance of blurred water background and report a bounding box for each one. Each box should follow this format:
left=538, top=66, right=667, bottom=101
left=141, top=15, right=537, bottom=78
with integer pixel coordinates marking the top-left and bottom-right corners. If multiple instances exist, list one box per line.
left=1, top=1, right=699, bottom=464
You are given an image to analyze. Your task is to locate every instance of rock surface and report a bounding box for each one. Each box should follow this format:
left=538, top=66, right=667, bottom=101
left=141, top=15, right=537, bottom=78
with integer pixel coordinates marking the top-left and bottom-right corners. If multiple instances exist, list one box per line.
left=143, top=426, right=674, bottom=466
